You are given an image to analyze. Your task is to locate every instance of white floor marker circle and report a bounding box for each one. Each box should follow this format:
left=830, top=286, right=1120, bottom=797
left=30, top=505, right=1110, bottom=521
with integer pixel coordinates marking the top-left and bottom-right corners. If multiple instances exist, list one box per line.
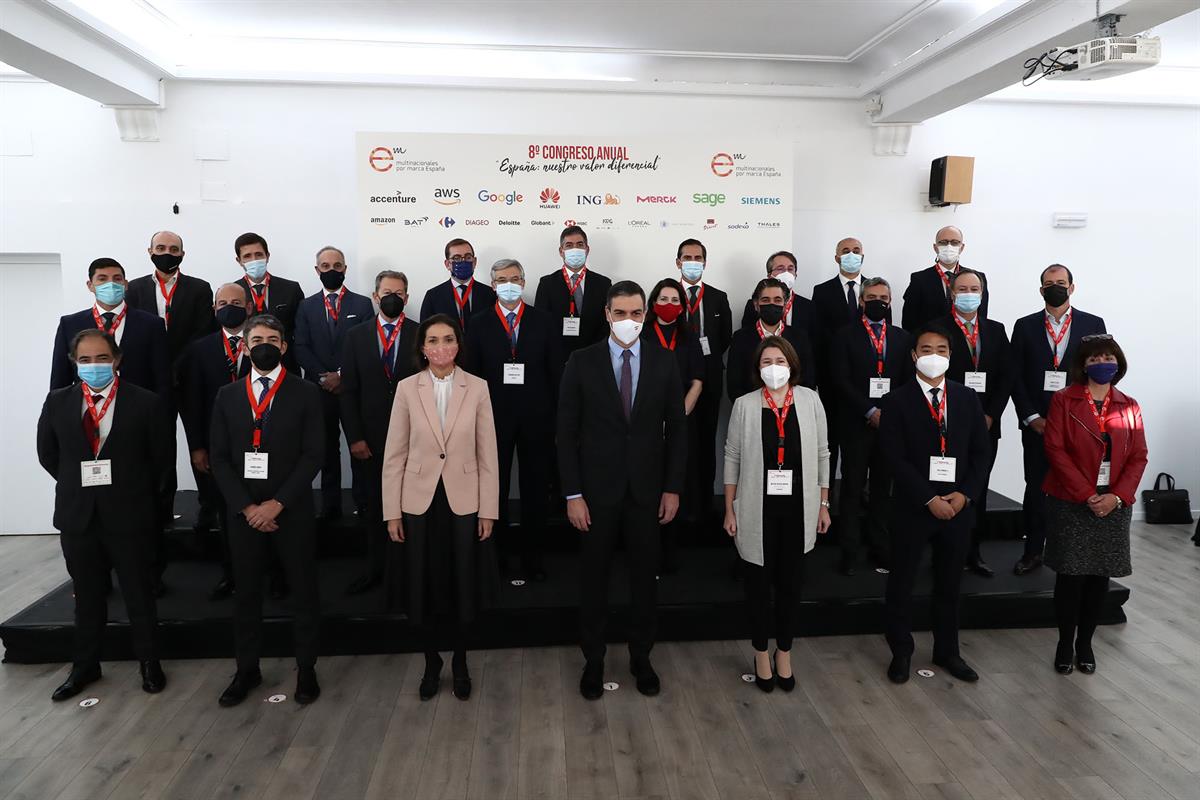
left=741, top=673, right=756, bottom=683
left=916, top=669, right=935, bottom=678
left=267, top=694, right=287, bottom=703
left=79, top=697, right=99, bottom=708
left=602, top=681, right=619, bottom=691
left=875, top=568, right=890, bottom=574
left=510, top=579, right=526, bottom=587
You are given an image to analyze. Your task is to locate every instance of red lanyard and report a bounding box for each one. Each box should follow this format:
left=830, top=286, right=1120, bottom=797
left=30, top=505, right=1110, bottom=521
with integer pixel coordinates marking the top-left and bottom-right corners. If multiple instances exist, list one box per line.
left=221, top=332, right=244, bottom=382
left=923, top=383, right=948, bottom=456
left=323, top=287, right=346, bottom=323
left=685, top=282, right=705, bottom=318
left=494, top=302, right=524, bottom=360
left=156, top=273, right=178, bottom=326
left=244, top=274, right=271, bottom=312
left=561, top=266, right=586, bottom=316
left=1045, top=311, right=1072, bottom=369
left=653, top=321, right=677, bottom=351
left=763, top=387, right=794, bottom=469
left=452, top=279, right=475, bottom=320
left=862, top=318, right=887, bottom=377
left=245, top=369, right=286, bottom=450
left=1088, top=391, right=1112, bottom=434
left=953, top=315, right=980, bottom=370
left=378, top=315, right=404, bottom=378
left=82, top=380, right=118, bottom=457
left=756, top=319, right=785, bottom=340
left=93, top=305, right=126, bottom=333
left=935, top=262, right=955, bottom=291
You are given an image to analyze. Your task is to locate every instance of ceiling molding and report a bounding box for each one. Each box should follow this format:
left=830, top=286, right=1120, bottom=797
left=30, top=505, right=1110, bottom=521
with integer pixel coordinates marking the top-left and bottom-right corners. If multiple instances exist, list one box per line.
left=845, top=0, right=944, bottom=61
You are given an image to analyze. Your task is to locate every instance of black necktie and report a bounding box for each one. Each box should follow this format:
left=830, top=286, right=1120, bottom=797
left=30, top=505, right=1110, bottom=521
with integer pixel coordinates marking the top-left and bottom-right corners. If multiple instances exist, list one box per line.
left=101, top=312, right=116, bottom=332
left=253, top=284, right=265, bottom=297
left=929, top=387, right=946, bottom=436
left=688, top=286, right=700, bottom=335
left=226, top=335, right=241, bottom=376
left=846, top=280, right=857, bottom=320
left=619, top=350, right=633, bottom=421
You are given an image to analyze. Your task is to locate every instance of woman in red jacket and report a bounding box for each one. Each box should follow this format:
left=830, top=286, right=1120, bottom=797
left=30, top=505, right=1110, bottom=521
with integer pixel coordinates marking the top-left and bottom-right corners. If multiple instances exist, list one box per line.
left=1043, top=335, right=1148, bottom=675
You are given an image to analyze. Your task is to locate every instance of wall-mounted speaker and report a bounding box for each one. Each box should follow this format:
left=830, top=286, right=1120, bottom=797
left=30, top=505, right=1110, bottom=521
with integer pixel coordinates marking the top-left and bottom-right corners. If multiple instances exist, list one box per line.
left=929, top=156, right=974, bottom=206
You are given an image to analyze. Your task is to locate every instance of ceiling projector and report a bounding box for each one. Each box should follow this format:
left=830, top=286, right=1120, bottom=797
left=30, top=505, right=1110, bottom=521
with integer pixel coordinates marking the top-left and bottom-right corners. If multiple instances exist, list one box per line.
left=1044, top=35, right=1162, bottom=80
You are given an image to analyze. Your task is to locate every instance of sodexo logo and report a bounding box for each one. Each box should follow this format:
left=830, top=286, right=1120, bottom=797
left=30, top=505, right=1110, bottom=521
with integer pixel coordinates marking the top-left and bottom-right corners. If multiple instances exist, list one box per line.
left=692, top=192, right=726, bottom=207
left=478, top=189, right=524, bottom=205
left=539, top=188, right=561, bottom=208
left=438, top=217, right=456, bottom=228
left=636, top=195, right=677, bottom=204
left=741, top=196, right=782, bottom=205
left=434, top=188, right=461, bottom=205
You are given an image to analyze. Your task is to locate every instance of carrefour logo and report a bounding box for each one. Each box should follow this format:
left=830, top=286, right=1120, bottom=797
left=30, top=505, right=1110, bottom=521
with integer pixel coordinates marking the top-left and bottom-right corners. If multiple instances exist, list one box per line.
left=478, top=190, right=524, bottom=205
left=438, top=217, right=456, bottom=228
left=692, top=192, right=726, bottom=207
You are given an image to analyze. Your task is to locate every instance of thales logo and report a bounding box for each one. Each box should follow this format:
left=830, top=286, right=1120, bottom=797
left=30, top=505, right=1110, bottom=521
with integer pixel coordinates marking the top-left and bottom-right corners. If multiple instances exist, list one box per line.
left=692, top=192, right=726, bottom=207
left=434, top=188, right=461, bottom=205
left=438, top=217, right=456, bottom=228
left=636, top=195, right=677, bottom=204
left=741, top=196, right=781, bottom=205
left=539, top=188, right=561, bottom=206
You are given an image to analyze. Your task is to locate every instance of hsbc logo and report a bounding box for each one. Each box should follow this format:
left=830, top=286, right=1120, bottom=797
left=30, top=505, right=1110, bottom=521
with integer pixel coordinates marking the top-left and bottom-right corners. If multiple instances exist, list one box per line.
left=434, top=188, right=461, bottom=205
left=539, top=187, right=561, bottom=209
left=438, top=217, right=456, bottom=228
left=563, top=219, right=587, bottom=227
left=637, top=195, right=677, bottom=204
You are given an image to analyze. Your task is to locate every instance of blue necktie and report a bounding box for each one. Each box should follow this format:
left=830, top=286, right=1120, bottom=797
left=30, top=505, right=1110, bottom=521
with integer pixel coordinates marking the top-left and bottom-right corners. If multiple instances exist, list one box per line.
left=870, top=322, right=884, bottom=358
left=257, top=376, right=271, bottom=404
left=382, top=323, right=396, bottom=374
left=619, top=350, right=633, bottom=421
left=506, top=312, right=517, bottom=350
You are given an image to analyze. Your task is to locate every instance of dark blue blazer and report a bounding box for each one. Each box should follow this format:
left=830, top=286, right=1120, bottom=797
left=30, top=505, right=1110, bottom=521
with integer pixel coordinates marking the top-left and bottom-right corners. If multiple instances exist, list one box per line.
left=942, top=314, right=1012, bottom=440
left=829, top=320, right=914, bottom=422
left=293, top=290, right=374, bottom=381
left=179, top=330, right=253, bottom=452
left=419, top=279, right=497, bottom=331
left=1009, top=307, right=1106, bottom=423
left=49, top=307, right=170, bottom=397
left=901, top=264, right=990, bottom=332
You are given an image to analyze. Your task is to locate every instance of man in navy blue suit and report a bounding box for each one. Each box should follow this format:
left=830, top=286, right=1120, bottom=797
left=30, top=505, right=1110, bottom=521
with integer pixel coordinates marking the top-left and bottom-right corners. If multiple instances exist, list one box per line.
left=901, top=226, right=990, bottom=332
left=1008, top=264, right=1106, bottom=575
left=293, top=246, right=374, bottom=519
left=418, top=238, right=496, bottom=329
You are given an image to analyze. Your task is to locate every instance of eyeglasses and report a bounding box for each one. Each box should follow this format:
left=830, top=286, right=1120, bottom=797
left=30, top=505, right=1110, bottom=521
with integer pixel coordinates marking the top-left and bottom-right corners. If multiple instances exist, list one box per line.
left=1080, top=334, right=1113, bottom=343
left=936, top=239, right=964, bottom=247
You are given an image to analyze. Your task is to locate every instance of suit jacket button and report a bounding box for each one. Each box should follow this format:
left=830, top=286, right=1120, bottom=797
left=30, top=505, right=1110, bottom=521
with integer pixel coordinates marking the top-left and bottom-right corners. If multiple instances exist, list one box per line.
left=440, top=453, right=446, bottom=459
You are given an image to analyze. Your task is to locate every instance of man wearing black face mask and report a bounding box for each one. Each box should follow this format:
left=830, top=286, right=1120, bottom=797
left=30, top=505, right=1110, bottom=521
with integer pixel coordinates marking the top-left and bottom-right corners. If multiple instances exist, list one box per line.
left=1009, top=264, right=1106, bottom=575
left=294, top=246, right=374, bottom=520
left=829, top=278, right=914, bottom=574
left=339, top=270, right=419, bottom=596
left=419, top=238, right=497, bottom=331
left=727, top=278, right=816, bottom=402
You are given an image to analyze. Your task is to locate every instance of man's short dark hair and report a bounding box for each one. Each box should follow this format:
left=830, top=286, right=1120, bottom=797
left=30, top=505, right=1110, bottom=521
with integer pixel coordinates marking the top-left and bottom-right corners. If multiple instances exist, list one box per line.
left=752, top=277, right=789, bottom=301
left=1070, top=335, right=1128, bottom=386
left=444, top=238, right=474, bottom=260
left=244, top=313, right=286, bottom=339
left=606, top=280, right=645, bottom=308
left=69, top=329, right=119, bottom=359
left=949, top=268, right=984, bottom=290
left=764, top=250, right=797, bottom=275
left=677, top=238, right=706, bottom=261
left=88, top=257, right=124, bottom=280
left=560, top=225, right=588, bottom=246
left=913, top=322, right=953, bottom=351
left=234, top=232, right=270, bottom=258
left=413, top=313, right=465, bottom=370
left=1040, top=263, right=1074, bottom=285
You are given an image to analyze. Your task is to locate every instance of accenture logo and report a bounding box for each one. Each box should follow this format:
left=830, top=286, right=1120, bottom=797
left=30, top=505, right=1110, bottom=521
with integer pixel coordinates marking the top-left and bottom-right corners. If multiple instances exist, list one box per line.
left=539, top=187, right=561, bottom=209
left=637, top=195, right=677, bottom=204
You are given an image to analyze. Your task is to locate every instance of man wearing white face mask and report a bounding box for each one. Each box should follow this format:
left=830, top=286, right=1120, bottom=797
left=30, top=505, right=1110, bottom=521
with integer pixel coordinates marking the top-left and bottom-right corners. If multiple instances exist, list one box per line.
left=557, top=281, right=687, bottom=701
left=534, top=225, right=613, bottom=366
left=738, top=250, right=817, bottom=336
left=901, top=226, right=990, bottom=332
left=878, top=323, right=991, bottom=686
left=232, top=232, right=304, bottom=370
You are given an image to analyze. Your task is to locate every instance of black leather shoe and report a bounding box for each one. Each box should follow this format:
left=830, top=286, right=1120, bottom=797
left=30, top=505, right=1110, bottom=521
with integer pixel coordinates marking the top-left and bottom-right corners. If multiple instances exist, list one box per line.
left=344, top=572, right=382, bottom=596
left=420, top=653, right=442, bottom=701
left=1054, top=641, right=1074, bottom=675
left=295, top=667, right=320, bottom=704
left=140, top=660, right=166, bottom=694
left=887, top=656, right=910, bottom=684
left=630, top=658, right=661, bottom=697
left=52, top=665, right=101, bottom=701
left=933, top=655, right=980, bottom=683
left=839, top=558, right=857, bottom=577
left=452, top=655, right=471, bottom=701
left=218, top=670, right=262, bottom=707
left=208, top=577, right=234, bottom=602
left=1075, top=642, right=1097, bottom=674
left=752, top=655, right=774, bottom=693
left=269, top=573, right=290, bottom=601
left=1013, top=555, right=1043, bottom=576
left=580, top=660, right=604, bottom=700
left=967, top=557, right=995, bottom=578
left=773, top=650, right=796, bottom=692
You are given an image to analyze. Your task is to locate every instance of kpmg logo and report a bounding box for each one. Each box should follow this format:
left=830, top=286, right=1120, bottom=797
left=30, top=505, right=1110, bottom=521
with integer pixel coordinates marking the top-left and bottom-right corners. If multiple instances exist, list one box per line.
left=637, top=195, right=677, bottom=204
left=692, top=192, right=726, bottom=207
left=478, top=190, right=524, bottom=205
left=434, top=188, right=461, bottom=205
left=539, top=187, right=561, bottom=208
left=438, top=216, right=456, bottom=228
left=741, top=196, right=782, bottom=205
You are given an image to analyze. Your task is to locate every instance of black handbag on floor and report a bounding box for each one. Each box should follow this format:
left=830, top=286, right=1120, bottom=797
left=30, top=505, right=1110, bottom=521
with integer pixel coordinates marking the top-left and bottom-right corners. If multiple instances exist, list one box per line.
left=1140, top=473, right=1193, bottom=525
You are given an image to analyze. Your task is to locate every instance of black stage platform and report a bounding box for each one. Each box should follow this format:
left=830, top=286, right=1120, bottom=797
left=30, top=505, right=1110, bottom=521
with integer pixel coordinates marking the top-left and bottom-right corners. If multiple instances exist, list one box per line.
left=0, top=491, right=1129, bottom=664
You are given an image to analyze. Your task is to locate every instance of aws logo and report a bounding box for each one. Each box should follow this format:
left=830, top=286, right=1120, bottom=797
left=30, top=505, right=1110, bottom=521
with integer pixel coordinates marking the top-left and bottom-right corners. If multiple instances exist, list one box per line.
left=434, top=188, right=461, bottom=205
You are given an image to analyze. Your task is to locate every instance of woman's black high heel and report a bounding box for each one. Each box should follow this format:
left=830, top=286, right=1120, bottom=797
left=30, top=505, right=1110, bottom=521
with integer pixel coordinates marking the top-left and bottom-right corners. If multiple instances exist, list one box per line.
left=420, top=652, right=443, bottom=700
left=774, top=650, right=796, bottom=692
left=1075, top=642, right=1096, bottom=674
left=452, top=652, right=472, bottom=700
left=752, top=654, right=774, bottom=693
left=1054, top=641, right=1074, bottom=675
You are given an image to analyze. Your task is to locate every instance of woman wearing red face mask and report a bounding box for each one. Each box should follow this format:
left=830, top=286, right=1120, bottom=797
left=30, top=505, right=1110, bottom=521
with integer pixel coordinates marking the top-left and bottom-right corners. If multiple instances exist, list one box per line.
left=642, top=278, right=705, bottom=573
left=382, top=314, right=500, bottom=702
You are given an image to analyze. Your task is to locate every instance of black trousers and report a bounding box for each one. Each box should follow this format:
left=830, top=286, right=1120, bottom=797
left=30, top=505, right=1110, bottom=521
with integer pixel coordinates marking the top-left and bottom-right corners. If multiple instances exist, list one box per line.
left=317, top=389, right=365, bottom=512
left=228, top=512, right=320, bottom=673
left=820, top=390, right=841, bottom=497
left=693, top=377, right=723, bottom=516
left=496, top=421, right=551, bottom=574
left=195, top=470, right=234, bottom=583
left=61, top=515, right=158, bottom=669
left=743, top=510, right=807, bottom=652
left=837, top=421, right=892, bottom=564
left=580, top=495, right=661, bottom=663
left=1021, top=426, right=1049, bottom=558
left=1054, top=573, right=1110, bottom=647
left=968, top=436, right=1000, bottom=562
left=885, top=512, right=972, bottom=661
left=356, top=453, right=402, bottom=595
left=661, top=411, right=701, bottom=569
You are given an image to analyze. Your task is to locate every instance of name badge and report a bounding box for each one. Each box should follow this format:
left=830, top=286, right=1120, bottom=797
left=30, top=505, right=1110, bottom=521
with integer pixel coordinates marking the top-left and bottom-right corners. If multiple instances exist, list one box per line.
left=562, top=317, right=581, bottom=337
left=80, top=459, right=112, bottom=487
left=1044, top=370, right=1067, bottom=391
left=244, top=452, right=269, bottom=480
left=869, top=377, right=891, bottom=399
left=766, top=469, right=793, bottom=496
left=929, top=456, right=957, bottom=482
left=965, top=371, right=987, bottom=392
left=1097, top=460, right=1111, bottom=487
left=503, top=363, right=526, bottom=385
left=699, top=336, right=711, bottom=356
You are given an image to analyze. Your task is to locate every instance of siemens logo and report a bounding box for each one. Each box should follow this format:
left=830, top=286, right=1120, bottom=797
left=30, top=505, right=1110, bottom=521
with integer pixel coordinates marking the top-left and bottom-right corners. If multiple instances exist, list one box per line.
left=741, top=196, right=782, bottom=205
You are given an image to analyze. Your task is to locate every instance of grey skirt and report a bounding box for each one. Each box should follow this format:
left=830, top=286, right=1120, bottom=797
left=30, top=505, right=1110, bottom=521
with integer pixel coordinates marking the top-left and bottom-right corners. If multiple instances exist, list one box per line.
left=1045, top=495, right=1132, bottom=577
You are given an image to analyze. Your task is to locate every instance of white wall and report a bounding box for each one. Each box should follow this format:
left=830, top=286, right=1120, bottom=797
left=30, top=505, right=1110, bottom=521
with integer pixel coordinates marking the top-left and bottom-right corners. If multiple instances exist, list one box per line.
left=1, top=77, right=1197, bottom=532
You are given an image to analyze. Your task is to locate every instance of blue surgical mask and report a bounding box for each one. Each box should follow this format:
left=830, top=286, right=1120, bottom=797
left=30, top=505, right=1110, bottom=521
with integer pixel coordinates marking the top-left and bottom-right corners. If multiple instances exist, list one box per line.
left=563, top=248, right=587, bottom=270
left=1086, top=362, right=1119, bottom=384
left=953, top=292, right=982, bottom=313
left=839, top=253, right=863, bottom=274
left=93, top=281, right=125, bottom=306
left=495, top=282, right=523, bottom=303
left=450, top=260, right=475, bottom=282
left=681, top=262, right=704, bottom=283
left=77, top=362, right=115, bottom=389
left=243, top=259, right=268, bottom=281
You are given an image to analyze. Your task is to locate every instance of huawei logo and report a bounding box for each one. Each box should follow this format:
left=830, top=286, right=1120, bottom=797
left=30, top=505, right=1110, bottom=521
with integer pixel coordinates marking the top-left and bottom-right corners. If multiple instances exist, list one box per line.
left=540, top=188, right=560, bottom=204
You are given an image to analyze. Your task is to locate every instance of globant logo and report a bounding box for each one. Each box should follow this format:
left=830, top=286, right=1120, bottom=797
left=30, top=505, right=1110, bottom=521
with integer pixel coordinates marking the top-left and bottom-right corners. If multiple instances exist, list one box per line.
left=636, top=195, right=677, bottom=204
left=741, top=196, right=782, bottom=205
left=478, top=190, right=524, bottom=205
left=530, top=220, right=554, bottom=227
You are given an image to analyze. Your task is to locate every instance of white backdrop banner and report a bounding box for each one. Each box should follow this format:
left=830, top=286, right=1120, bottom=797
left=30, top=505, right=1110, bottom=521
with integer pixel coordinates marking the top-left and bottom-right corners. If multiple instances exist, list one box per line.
left=356, top=133, right=792, bottom=301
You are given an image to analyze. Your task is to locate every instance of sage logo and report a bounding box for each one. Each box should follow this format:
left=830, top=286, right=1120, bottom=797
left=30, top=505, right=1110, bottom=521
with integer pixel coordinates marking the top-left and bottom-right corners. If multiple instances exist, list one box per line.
left=434, top=188, right=461, bottom=205
left=692, top=192, right=726, bottom=207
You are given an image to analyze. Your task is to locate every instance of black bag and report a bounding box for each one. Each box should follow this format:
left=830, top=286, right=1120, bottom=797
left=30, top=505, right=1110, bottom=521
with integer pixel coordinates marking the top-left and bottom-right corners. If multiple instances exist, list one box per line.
left=1140, top=473, right=1193, bottom=525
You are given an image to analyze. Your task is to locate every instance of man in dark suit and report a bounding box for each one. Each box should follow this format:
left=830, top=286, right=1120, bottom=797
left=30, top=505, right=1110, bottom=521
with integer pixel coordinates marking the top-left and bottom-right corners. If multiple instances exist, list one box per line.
left=340, top=269, right=418, bottom=595
left=534, top=225, right=613, bottom=366
left=36, top=329, right=171, bottom=701
left=1008, top=264, right=1106, bottom=575
left=180, top=282, right=253, bottom=600
left=727, top=278, right=816, bottom=401
left=465, top=258, right=563, bottom=582
left=232, top=232, right=305, bottom=367
left=209, top=314, right=325, bottom=707
left=943, top=269, right=1013, bottom=578
left=676, top=238, right=731, bottom=513
left=901, top=226, right=990, bottom=331
left=418, top=238, right=496, bottom=330
left=829, top=277, right=913, bottom=575
left=738, top=250, right=818, bottom=337
left=558, top=280, right=686, bottom=700
left=294, top=246, right=374, bottom=519
left=50, top=258, right=170, bottom=397
left=879, top=323, right=991, bottom=685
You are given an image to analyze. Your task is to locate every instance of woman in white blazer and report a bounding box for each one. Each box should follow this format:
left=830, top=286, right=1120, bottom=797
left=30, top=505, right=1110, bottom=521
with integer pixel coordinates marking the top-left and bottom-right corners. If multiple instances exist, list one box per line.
left=723, top=335, right=830, bottom=693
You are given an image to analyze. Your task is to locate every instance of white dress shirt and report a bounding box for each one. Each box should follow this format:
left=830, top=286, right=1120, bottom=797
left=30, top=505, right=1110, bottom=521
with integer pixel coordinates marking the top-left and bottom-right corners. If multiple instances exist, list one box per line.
left=248, top=364, right=284, bottom=416
left=1045, top=307, right=1073, bottom=366
left=80, top=381, right=116, bottom=452
left=223, top=328, right=245, bottom=372
left=431, top=368, right=454, bottom=430
left=94, top=301, right=127, bottom=344
left=916, top=374, right=948, bottom=426
left=682, top=279, right=704, bottom=337
left=838, top=272, right=860, bottom=309
left=154, top=272, right=178, bottom=321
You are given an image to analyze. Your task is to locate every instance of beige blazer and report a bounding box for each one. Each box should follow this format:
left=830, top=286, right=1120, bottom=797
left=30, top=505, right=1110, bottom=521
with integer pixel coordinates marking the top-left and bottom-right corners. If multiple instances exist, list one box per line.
left=381, top=368, right=500, bottom=520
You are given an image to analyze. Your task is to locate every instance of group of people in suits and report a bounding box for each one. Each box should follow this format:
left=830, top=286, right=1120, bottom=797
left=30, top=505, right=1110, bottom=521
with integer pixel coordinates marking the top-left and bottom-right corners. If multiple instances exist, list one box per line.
left=36, top=221, right=1148, bottom=704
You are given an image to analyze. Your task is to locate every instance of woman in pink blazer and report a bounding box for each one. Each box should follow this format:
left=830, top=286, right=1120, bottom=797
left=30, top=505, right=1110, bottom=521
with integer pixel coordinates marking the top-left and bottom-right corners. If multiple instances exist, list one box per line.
left=382, top=313, right=500, bottom=702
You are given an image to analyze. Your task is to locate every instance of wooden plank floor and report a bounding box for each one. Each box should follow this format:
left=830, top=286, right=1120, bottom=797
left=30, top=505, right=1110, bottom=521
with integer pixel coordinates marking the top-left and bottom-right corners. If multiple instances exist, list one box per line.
left=0, top=521, right=1197, bottom=800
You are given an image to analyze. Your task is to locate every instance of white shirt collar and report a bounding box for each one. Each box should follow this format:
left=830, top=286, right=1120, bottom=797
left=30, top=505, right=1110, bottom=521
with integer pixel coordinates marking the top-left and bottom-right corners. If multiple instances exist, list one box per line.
left=916, top=374, right=946, bottom=398
left=94, top=301, right=126, bottom=316
left=223, top=327, right=243, bottom=339
left=377, top=312, right=402, bottom=326
left=251, top=365, right=283, bottom=384
left=498, top=300, right=524, bottom=316
left=1045, top=306, right=1072, bottom=325
left=838, top=272, right=860, bottom=290
left=430, top=367, right=456, bottom=384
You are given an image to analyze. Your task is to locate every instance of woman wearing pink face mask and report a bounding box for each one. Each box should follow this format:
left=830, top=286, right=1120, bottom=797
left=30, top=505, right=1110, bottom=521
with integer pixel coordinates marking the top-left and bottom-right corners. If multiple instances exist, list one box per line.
left=382, top=313, right=500, bottom=703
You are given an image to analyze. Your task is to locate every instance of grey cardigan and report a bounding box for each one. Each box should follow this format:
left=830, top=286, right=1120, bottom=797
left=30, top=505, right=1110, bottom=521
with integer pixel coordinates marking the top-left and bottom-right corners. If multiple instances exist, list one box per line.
left=723, top=386, right=830, bottom=566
